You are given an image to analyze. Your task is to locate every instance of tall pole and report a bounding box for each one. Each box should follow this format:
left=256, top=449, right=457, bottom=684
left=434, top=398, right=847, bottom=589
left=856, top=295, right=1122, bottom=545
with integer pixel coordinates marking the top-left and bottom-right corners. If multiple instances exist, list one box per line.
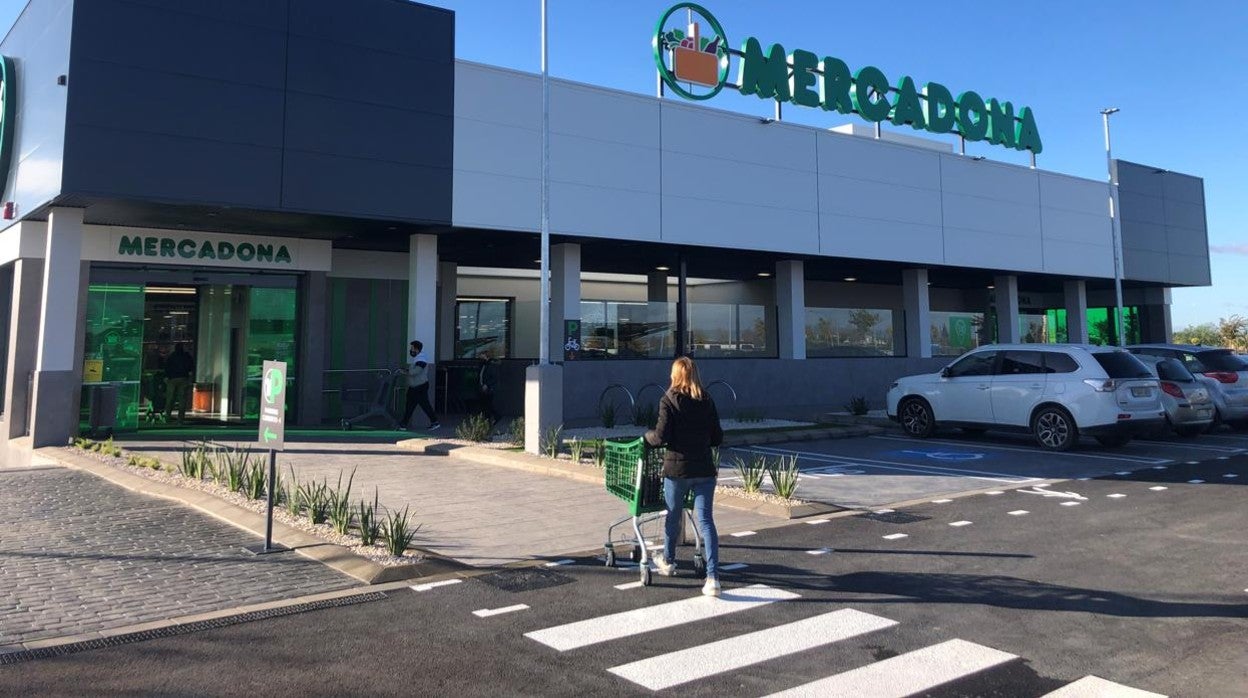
left=1101, top=108, right=1125, bottom=347
left=539, top=0, right=551, bottom=364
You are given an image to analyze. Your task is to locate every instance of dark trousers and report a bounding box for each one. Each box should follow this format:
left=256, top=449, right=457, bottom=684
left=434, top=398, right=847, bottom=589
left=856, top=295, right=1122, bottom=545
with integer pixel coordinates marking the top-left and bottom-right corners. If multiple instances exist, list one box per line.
left=479, top=389, right=497, bottom=422
left=402, top=383, right=437, bottom=427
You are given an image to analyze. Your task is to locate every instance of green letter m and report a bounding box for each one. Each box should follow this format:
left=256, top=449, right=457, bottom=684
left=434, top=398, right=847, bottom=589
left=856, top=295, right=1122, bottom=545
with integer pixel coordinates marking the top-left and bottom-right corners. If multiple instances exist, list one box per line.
left=117, top=236, right=143, bottom=256
left=739, top=37, right=790, bottom=102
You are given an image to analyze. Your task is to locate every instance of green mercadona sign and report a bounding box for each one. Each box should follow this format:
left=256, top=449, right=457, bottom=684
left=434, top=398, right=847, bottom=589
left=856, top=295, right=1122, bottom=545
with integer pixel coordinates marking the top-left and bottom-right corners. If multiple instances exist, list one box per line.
left=117, top=235, right=293, bottom=265
left=653, top=3, right=1042, bottom=154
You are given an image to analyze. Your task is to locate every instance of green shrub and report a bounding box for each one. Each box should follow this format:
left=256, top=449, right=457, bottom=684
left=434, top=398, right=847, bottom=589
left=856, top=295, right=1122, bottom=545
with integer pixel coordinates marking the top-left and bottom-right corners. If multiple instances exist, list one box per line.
left=736, top=408, right=765, bottom=423
left=243, top=462, right=267, bottom=500
left=380, top=506, right=420, bottom=557
left=283, top=467, right=302, bottom=516
left=220, top=444, right=254, bottom=493
left=598, top=401, right=617, bottom=428
left=296, top=478, right=329, bottom=524
left=632, top=402, right=657, bottom=429
left=541, top=424, right=563, bottom=459
left=357, top=489, right=382, bottom=546
left=327, top=469, right=356, bottom=535
left=732, top=453, right=767, bottom=493
left=178, top=442, right=211, bottom=480
left=568, top=438, right=586, bottom=463
left=767, top=454, right=801, bottom=499
left=507, top=417, right=525, bottom=446
left=844, top=395, right=870, bottom=416
left=455, top=413, right=493, bottom=442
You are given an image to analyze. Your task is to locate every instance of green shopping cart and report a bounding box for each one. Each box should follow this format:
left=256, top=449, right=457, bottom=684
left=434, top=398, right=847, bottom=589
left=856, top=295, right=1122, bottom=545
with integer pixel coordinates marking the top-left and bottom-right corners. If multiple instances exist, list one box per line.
left=602, top=437, right=703, bottom=586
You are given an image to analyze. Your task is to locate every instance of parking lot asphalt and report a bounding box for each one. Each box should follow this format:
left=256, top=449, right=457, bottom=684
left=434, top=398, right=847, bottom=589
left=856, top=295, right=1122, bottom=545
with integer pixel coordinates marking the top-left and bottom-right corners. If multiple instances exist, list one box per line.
left=725, top=428, right=1248, bottom=508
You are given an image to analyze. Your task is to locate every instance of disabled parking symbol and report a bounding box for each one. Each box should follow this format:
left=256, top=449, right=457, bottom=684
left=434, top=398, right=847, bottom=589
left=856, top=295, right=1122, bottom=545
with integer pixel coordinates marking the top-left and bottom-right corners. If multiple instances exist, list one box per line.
left=899, top=450, right=985, bottom=462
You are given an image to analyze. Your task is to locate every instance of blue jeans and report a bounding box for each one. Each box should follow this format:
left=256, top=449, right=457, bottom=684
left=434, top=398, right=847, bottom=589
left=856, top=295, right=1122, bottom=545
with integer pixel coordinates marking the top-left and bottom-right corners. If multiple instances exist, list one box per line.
left=663, top=476, right=719, bottom=578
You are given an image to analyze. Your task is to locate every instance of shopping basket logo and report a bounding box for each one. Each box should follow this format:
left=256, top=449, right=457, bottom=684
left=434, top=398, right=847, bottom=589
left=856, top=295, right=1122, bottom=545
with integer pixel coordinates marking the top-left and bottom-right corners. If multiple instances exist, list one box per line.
left=653, top=3, right=729, bottom=101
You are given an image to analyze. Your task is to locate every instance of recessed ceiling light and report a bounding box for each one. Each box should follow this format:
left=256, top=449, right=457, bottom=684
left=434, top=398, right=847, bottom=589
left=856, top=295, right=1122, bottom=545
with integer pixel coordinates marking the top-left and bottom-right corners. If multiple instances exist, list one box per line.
left=843, top=277, right=857, bottom=282
left=655, top=266, right=670, bottom=271
left=757, top=272, right=771, bottom=278
left=987, top=285, right=995, bottom=289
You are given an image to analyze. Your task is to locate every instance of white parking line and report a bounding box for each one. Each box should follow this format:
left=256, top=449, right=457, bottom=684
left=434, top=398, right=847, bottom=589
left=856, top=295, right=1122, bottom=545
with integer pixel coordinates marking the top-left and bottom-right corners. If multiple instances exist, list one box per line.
left=1152, top=465, right=1167, bottom=470
left=805, top=519, right=830, bottom=525
left=985, top=491, right=1004, bottom=495
left=1115, top=471, right=1132, bottom=475
left=870, top=435, right=1172, bottom=465
left=1185, top=461, right=1200, bottom=465
left=1008, top=510, right=1029, bottom=516
left=806, top=548, right=832, bottom=555
left=1188, top=479, right=1205, bottom=484
left=544, top=559, right=575, bottom=567
left=932, top=498, right=953, bottom=503
left=1061, top=501, right=1081, bottom=507
left=615, top=581, right=644, bottom=590
left=731, top=531, right=757, bottom=538
left=882, top=533, right=909, bottom=540
left=410, top=579, right=463, bottom=592
left=1149, top=486, right=1168, bottom=491
left=1218, top=456, right=1230, bottom=460
left=1225, top=474, right=1239, bottom=478
left=874, top=508, right=895, bottom=514
left=473, top=604, right=529, bottom=618
left=742, top=446, right=1039, bottom=484
left=949, top=521, right=973, bottom=527
left=1107, top=494, right=1127, bottom=498
left=721, top=563, right=749, bottom=571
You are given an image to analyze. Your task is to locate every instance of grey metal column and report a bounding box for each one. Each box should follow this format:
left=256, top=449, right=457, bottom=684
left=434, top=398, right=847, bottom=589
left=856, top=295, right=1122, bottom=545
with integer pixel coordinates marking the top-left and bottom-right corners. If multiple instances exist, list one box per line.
left=296, top=271, right=327, bottom=426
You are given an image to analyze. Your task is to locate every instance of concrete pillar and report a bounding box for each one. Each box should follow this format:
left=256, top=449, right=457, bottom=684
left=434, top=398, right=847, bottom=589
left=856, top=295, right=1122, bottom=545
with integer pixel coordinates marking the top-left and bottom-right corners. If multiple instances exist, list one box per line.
left=646, top=271, right=670, bottom=355
left=4, top=258, right=43, bottom=441
left=549, top=243, right=581, bottom=360
left=1063, top=280, right=1089, bottom=344
left=524, top=363, right=563, bottom=455
left=296, top=271, right=327, bottom=426
left=408, top=234, right=438, bottom=407
left=902, top=269, right=931, bottom=358
left=30, top=208, right=84, bottom=447
left=775, top=260, right=805, bottom=360
left=437, top=261, right=457, bottom=361
left=994, top=274, right=1020, bottom=344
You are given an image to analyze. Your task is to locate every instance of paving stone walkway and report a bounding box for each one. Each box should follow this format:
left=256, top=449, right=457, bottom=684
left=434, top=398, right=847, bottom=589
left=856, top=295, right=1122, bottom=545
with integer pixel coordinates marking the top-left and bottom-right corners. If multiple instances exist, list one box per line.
left=0, top=466, right=357, bottom=647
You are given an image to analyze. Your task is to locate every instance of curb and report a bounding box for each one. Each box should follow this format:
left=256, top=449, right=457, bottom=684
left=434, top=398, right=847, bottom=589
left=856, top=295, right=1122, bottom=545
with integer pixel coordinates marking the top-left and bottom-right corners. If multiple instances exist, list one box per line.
left=41, top=447, right=469, bottom=585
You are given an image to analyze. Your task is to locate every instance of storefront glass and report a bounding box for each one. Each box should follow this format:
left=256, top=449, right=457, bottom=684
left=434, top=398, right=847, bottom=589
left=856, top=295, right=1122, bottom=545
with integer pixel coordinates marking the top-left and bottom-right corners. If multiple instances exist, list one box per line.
left=688, top=303, right=775, bottom=358
left=243, top=287, right=297, bottom=419
left=580, top=300, right=676, bottom=359
left=930, top=311, right=987, bottom=356
left=805, top=307, right=897, bottom=357
left=81, top=284, right=145, bottom=431
left=456, top=298, right=511, bottom=358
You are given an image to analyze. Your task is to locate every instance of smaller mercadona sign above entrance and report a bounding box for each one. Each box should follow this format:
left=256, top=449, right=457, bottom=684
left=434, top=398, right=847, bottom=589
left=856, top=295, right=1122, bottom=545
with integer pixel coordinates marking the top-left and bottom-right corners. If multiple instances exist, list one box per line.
left=80, top=227, right=332, bottom=272
left=652, top=3, right=1042, bottom=154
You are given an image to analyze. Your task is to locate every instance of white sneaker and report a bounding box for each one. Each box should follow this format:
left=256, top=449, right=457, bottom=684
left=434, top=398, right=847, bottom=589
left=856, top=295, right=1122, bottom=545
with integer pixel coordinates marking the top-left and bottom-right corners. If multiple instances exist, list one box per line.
left=702, top=576, right=721, bottom=597
left=653, top=559, right=676, bottom=577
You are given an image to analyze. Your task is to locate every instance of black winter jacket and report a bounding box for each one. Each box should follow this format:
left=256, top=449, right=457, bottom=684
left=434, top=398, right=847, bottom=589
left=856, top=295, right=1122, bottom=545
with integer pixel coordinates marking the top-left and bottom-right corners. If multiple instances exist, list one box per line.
left=643, top=390, right=723, bottom=479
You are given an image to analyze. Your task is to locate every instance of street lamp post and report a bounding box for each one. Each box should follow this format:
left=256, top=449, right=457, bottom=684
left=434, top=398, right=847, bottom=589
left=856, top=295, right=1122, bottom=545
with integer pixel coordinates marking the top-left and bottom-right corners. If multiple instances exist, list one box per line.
left=1101, top=107, right=1126, bottom=347
left=539, top=0, right=551, bottom=365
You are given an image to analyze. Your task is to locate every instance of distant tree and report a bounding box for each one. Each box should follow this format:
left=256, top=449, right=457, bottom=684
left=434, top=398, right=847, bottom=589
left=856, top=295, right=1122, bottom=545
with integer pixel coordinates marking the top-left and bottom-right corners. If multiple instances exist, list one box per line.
left=1173, top=322, right=1220, bottom=347
left=1216, top=315, right=1248, bottom=351
left=848, top=309, right=881, bottom=343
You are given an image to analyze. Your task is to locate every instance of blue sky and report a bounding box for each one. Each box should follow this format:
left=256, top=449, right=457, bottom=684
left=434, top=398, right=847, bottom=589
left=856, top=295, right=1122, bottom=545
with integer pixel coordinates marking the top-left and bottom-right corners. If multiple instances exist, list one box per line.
left=1, top=1, right=1242, bottom=329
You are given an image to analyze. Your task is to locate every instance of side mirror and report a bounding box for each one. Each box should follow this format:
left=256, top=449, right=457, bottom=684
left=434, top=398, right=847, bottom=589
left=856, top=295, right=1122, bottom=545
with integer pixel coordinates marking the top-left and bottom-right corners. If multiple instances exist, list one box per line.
left=940, top=367, right=951, bottom=378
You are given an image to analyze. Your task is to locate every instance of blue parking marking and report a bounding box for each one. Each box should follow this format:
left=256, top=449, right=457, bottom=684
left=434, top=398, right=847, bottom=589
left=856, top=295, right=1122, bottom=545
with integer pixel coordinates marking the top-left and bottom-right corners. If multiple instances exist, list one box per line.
left=892, top=448, right=989, bottom=462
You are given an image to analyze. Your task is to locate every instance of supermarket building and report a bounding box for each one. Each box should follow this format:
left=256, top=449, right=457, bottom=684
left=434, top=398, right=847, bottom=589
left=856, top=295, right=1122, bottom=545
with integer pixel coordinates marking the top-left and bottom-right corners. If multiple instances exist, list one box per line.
left=0, top=0, right=1211, bottom=463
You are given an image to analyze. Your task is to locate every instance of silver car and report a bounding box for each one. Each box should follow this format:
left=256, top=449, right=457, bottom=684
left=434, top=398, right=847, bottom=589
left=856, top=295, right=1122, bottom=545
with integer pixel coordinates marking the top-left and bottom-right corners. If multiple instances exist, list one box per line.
left=1129, top=344, right=1248, bottom=430
left=1133, top=355, right=1214, bottom=437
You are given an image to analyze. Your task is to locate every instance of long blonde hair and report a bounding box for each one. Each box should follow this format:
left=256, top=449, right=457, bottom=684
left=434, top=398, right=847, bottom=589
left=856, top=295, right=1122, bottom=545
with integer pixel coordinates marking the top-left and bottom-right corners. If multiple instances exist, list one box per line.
left=669, top=356, right=706, bottom=400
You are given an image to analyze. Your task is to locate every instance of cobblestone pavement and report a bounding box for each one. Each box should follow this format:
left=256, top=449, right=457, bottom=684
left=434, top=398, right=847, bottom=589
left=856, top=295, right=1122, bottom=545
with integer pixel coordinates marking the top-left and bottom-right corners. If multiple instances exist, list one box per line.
left=0, top=466, right=357, bottom=646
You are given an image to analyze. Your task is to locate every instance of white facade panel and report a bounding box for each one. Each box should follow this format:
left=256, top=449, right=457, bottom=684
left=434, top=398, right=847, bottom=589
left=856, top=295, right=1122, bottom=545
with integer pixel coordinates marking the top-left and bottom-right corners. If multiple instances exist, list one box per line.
left=454, top=118, right=540, bottom=180
left=661, top=104, right=817, bottom=171
left=940, top=156, right=1039, bottom=205
left=817, top=133, right=942, bottom=190
left=944, top=226, right=1044, bottom=272
left=551, top=134, right=659, bottom=193
left=663, top=195, right=818, bottom=254
left=661, top=151, right=816, bottom=214
left=1040, top=207, right=1113, bottom=246
left=454, top=62, right=541, bottom=130
left=942, top=192, right=1042, bottom=238
left=551, top=82, right=658, bottom=148
left=1042, top=240, right=1114, bottom=278
left=1039, top=173, right=1107, bottom=216
left=818, top=176, right=943, bottom=228
left=820, top=214, right=943, bottom=264
left=454, top=170, right=540, bottom=232
left=551, top=182, right=660, bottom=241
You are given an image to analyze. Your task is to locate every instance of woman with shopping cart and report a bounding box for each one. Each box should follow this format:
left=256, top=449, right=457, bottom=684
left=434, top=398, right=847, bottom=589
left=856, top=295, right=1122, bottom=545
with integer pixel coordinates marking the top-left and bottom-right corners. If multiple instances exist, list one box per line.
left=644, top=356, right=724, bottom=596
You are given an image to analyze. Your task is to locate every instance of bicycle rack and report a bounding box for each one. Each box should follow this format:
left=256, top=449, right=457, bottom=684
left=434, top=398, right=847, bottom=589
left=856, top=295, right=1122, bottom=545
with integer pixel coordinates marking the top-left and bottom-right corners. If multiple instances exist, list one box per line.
left=632, top=382, right=666, bottom=427
left=597, top=383, right=636, bottom=424
left=706, top=379, right=739, bottom=414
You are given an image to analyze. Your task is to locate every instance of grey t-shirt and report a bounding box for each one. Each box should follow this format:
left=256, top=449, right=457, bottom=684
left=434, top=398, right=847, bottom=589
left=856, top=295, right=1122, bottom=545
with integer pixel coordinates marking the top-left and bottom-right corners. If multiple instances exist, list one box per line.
left=407, top=353, right=430, bottom=387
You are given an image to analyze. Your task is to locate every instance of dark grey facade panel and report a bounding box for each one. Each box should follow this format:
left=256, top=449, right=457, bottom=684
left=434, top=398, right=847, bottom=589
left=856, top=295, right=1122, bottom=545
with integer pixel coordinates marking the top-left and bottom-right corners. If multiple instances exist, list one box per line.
left=1116, top=159, right=1210, bottom=287
left=0, top=0, right=73, bottom=222
left=58, top=0, right=453, bottom=225
left=64, top=124, right=282, bottom=209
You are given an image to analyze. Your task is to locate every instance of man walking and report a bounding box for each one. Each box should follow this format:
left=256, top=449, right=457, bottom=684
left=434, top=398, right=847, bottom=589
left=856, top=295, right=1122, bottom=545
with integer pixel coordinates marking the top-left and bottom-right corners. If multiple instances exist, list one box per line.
left=163, top=344, right=195, bottom=423
left=399, top=340, right=440, bottom=431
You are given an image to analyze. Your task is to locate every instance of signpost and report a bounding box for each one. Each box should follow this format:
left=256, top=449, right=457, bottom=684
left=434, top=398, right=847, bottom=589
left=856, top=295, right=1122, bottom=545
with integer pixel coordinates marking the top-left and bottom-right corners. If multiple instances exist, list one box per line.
left=245, top=360, right=289, bottom=555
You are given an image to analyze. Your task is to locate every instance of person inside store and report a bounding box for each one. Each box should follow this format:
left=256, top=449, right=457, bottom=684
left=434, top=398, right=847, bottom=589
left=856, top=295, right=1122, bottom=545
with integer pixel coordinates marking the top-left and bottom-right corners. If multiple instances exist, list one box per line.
left=163, top=343, right=195, bottom=423
left=644, top=356, right=724, bottom=596
left=399, top=339, right=440, bottom=431
left=478, top=349, right=500, bottom=425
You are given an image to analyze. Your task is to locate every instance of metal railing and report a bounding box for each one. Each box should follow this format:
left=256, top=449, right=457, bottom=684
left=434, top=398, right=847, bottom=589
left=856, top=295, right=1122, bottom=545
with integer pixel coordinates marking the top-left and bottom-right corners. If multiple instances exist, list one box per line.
left=706, top=379, right=738, bottom=414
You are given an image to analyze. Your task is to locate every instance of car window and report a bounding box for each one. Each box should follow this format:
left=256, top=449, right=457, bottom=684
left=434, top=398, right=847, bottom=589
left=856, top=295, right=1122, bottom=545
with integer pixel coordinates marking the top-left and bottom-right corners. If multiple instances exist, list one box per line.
left=1155, top=358, right=1195, bottom=382
left=1000, top=351, right=1046, bottom=375
left=1178, top=352, right=1207, bottom=373
left=1042, top=352, right=1079, bottom=374
left=1092, top=351, right=1154, bottom=379
left=947, top=351, right=998, bottom=378
left=1195, top=350, right=1248, bottom=372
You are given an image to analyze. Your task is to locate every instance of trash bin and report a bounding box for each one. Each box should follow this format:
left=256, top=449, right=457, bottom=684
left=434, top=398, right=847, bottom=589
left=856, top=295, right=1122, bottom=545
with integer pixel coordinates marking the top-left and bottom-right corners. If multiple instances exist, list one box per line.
left=88, top=382, right=119, bottom=438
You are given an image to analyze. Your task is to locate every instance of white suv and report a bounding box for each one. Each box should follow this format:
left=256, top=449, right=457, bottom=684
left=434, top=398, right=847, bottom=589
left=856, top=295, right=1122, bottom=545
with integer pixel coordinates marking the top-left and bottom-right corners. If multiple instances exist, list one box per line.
left=886, top=344, right=1164, bottom=451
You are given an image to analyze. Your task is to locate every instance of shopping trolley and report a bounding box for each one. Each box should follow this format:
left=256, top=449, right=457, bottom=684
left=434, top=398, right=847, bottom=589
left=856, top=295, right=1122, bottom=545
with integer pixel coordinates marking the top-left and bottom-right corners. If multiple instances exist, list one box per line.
left=340, top=369, right=402, bottom=430
left=602, top=437, right=703, bottom=587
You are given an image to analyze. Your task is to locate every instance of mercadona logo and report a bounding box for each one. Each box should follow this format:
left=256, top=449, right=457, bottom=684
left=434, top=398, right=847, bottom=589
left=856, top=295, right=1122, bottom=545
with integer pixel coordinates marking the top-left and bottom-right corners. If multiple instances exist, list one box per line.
left=652, top=3, right=730, bottom=101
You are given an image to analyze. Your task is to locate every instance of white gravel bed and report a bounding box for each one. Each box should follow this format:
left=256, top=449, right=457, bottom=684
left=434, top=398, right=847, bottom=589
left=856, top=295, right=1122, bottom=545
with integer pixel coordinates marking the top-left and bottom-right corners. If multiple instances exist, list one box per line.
left=715, top=485, right=808, bottom=507
left=64, top=446, right=422, bottom=568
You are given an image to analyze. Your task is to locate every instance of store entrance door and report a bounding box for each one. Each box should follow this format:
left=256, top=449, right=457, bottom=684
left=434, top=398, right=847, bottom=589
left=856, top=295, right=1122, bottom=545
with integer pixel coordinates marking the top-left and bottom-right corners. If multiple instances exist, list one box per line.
left=81, top=275, right=297, bottom=433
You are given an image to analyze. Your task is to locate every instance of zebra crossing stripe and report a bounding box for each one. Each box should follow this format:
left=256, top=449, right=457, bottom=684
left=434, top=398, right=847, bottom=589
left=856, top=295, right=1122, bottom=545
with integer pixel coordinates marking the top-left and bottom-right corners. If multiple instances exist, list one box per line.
left=762, top=638, right=1017, bottom=698
left=472, top=604, right=529, bottom=618
left=525, top=585, right=799, bottom=651
left=608, top=609, right=897, bottom=691
left=1041, top=675, right=1166, bottom=697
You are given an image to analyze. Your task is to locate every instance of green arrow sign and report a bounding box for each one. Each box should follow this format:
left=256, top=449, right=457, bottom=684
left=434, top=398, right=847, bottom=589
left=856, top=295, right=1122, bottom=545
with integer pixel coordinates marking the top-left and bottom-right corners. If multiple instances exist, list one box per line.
left=257, top=360, right=287, bottom=451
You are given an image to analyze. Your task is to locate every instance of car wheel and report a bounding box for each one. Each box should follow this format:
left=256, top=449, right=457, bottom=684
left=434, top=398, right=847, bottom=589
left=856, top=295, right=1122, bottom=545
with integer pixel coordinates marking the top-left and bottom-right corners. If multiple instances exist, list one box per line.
left=1032, top=406, right=1077, bottom=452
left=899, top=398, right=935, bottom=438
left=1174, top=426, right=1204, bottom=438
left=1095, top=435, right=1131, bottom=448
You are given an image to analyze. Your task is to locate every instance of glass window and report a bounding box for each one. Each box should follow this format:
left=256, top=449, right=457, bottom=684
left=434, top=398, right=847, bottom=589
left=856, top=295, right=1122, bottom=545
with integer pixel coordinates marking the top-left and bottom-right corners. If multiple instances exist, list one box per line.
left=1195, top=350, right=1248, bottom=372
left=1000, top=350, right=1045, bottom=375
left=81, top=284, right=146, bottom=432
left=1043, top=352, right=1080, bottom=374
left=947, top=351, right=998, bottom=378
left=244, top=287, right=297, bottom=420
left=1091, top=351, right=1153, bottom=379
left=930, top=312, right=986, bottom=356
left=1087, top=306, right=1141, bottom=345
left=805, top=307, right=896, bottom=357
left=1019, top=314, right=1057, bottom=343
left=688, top=303, right=775, bottom=358
left=580, top=300, right=675, bottom=359
left=1175, top=351, right=1207, bottom=373
left=456, top=298, right=511, bottom=359
left=1154, top=358, right=1194, bottom=382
